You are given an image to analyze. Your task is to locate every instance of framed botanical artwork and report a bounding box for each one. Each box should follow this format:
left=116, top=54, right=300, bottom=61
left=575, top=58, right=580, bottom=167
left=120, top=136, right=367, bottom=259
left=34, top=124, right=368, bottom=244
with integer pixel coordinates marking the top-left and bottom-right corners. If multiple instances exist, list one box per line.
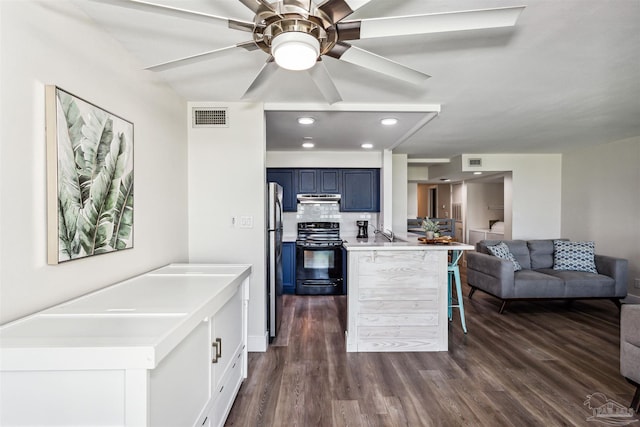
left=45, top=86, right=134, bottom=264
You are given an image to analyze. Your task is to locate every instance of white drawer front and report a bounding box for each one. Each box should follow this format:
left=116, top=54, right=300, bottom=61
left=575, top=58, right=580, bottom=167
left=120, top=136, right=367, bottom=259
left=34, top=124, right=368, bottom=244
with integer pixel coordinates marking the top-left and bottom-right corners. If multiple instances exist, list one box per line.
left=357, top=312, right=439, bottom=327
left=210, top=348, right=244, bottom=427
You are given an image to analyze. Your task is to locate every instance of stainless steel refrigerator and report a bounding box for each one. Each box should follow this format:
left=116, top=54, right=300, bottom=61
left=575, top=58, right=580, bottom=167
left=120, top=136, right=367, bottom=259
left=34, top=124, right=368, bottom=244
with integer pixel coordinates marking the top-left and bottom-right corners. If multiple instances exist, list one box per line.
left=266, top=182, right=283, bottom=340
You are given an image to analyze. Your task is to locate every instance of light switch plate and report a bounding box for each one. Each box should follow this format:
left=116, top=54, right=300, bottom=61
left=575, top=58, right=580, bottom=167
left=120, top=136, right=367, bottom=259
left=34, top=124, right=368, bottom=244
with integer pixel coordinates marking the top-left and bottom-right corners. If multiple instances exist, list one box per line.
left=239, top=216, right=253, bottom=228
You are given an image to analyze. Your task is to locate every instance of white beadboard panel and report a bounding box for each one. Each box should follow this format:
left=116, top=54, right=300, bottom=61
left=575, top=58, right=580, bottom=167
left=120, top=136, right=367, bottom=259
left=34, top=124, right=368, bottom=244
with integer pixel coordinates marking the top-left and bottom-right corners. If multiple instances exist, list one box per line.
left=358, top=326, right=440, bottom=339
left=359, top=300, right=438, bottom=313
left=358, top=274, right=440, bottom=289
left=358, top=251, right=440, bottom=288
left=357, top=338, right=446, bottom=352
left=357, top=312, right=439, bottom=327
left=359, top=288, right=439, bottom=301
left=345, top=249, right=449, bottom=352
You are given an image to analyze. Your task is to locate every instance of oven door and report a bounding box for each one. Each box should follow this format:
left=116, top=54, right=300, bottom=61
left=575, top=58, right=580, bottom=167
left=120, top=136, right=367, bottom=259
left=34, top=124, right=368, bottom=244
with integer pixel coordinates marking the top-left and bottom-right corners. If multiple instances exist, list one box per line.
left=295, top=244, right=344, bottom=295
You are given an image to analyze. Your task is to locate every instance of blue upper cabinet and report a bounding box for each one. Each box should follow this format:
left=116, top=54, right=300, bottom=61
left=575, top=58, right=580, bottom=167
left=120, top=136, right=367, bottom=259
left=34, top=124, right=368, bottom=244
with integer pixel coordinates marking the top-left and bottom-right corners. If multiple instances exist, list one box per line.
left=341, top=168, right=380, bottom=212
left=266, top=169, right=297, bottom=212
left=298, top=168, right=341, bottom=194
left=267, top=167, right=379, bottom=212
left=297, top=169, right=318, bottom=194
left=318, top=169, right=341, bottom=193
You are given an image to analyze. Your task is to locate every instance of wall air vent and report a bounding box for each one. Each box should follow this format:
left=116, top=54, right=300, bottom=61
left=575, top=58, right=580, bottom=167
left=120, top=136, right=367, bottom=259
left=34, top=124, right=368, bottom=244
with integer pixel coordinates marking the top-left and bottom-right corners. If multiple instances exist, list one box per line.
left=192, top=107, right=228, bottom=128
left=468, top=158, right=482, bottom=167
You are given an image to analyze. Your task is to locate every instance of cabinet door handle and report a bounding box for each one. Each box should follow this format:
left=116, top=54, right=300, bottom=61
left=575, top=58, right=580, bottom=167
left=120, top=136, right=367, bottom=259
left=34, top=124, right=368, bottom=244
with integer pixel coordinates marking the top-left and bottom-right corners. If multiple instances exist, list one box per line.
left=211, top=341, right=219, bottom=364
left=215, top=338, right=222, bottom=358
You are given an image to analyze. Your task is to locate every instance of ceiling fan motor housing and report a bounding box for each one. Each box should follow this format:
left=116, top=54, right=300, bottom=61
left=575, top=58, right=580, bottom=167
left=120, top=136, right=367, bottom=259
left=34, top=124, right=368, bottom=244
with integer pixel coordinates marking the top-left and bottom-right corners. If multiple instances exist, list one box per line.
left=253, top=1, right=338, bottom=58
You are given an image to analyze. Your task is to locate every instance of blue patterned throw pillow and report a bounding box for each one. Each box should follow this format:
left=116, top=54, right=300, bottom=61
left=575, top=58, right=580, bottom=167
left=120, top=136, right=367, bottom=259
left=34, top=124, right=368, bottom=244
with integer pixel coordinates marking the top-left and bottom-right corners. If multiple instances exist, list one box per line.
left=487, top=242, right=522, bottom=271
left=553, top=240, right=597, bottom=273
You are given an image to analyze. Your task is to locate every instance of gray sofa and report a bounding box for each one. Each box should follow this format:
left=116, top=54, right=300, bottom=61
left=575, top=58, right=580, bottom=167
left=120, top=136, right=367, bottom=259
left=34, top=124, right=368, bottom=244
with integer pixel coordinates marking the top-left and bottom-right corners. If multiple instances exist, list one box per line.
left=466, top=239, right=628, bottom=313
left=621, top=304, right=640, bottom=411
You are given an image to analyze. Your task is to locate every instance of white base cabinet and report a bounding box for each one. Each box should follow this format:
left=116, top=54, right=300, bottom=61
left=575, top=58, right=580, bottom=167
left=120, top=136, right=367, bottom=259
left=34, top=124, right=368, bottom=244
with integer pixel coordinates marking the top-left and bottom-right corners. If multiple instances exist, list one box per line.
left=0, top=263, right=251, bottom=427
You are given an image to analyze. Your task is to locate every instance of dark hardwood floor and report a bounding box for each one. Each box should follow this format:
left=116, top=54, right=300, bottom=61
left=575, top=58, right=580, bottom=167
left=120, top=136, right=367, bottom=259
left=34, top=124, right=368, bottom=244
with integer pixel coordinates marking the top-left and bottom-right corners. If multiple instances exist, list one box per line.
left=226, top=278, right=637, bottom=426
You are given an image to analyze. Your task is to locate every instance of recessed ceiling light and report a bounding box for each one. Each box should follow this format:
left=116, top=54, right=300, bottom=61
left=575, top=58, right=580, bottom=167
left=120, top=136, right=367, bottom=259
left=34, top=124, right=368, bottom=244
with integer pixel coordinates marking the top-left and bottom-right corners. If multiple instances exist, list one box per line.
left=473, top=172, right=483, bottom=175
left=380, top=118, right=398, bottom=126
left=361, top=143, right=373, bottom=149
left=297, top=117, right=315, bottom=125
left=302, top=142, right=314, bottom=148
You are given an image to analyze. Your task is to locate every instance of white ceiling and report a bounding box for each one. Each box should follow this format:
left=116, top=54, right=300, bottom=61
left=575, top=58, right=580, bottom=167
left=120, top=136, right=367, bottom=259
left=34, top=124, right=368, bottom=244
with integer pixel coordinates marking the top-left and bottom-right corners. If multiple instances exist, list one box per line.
left=77, top=0, right=640, bottom=159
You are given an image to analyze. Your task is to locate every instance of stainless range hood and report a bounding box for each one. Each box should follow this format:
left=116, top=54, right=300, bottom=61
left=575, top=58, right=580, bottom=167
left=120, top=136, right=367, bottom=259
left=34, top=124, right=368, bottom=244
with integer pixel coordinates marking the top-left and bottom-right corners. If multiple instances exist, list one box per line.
left=297, top=194, right=341, bottom=204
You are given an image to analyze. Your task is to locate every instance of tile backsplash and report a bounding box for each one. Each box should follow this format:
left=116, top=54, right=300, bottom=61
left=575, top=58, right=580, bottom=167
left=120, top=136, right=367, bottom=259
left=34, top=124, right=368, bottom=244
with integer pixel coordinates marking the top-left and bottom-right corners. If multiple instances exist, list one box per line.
left=283, top=203, right=377, bottom=237
left=296, top=203, right=341, bottom=221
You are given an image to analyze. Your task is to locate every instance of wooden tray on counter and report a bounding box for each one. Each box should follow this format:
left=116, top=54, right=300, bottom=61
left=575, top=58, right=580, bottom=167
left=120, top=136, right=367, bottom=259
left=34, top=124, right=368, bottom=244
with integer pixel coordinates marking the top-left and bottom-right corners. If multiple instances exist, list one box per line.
left=418, top=236, right=455, bottom=245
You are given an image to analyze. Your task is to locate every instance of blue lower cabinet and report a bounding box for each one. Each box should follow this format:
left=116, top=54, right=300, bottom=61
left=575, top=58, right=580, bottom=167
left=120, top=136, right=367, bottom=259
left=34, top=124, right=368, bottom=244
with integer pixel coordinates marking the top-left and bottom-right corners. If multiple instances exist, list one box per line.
left=282, top=242, right=296, bottom=294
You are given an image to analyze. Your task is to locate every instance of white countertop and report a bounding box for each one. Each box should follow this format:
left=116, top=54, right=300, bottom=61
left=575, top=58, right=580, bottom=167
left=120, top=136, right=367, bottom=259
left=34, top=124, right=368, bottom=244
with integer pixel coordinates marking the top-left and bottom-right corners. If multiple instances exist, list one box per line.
left=0, top=263, right=251, bottom=371
left=342, top=234, right=474, bottom=251
left=283, top=233, right=297, bottom=242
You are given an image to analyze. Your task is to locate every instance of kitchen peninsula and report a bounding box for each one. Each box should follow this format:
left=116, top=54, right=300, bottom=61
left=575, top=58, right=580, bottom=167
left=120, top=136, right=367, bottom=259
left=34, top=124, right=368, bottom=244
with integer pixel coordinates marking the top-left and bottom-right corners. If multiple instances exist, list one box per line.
left=342, top=236, right=473, bottom=352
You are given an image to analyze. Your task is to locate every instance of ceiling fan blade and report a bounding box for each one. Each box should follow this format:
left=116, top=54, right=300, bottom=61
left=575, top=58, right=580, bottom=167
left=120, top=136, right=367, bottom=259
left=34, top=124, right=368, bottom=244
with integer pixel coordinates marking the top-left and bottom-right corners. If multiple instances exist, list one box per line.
left=146, top=41, right=259, bottom=72
left=238, top=0, right=277, bottom=14
left=307, top=61, right=342, bottom=104
left=93, top=0, right=256, bottom=32
left=327, top=43, right=430, bottom=86
left=282, top=0, right=312, bottom=12
left=337, top=6, right=525, bottom=41
left=242, top=59, right=279, bottom=100
left=317, top=0, right=373, bottom=23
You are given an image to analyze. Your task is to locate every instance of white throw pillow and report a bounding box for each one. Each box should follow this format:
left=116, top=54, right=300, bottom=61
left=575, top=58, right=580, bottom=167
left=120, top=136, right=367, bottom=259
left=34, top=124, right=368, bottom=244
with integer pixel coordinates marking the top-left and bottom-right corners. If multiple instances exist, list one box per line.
left=487, top=242, right=522, bottom=271
left=553, top=240, right=597, bottom=273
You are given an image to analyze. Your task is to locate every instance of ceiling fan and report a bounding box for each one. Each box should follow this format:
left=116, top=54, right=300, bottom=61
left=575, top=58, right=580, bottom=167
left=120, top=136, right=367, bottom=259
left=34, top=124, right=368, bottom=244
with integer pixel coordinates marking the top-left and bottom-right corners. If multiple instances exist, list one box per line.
left=97, top=0, right=525, bottom=104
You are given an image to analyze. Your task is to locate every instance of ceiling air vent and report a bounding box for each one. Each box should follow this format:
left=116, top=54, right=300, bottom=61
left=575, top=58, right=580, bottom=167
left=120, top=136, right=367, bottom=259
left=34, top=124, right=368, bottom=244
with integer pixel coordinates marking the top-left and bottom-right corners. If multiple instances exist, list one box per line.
left=192, top=107, right=228, bottom=128
left=468, top=158, right=482, bottom=167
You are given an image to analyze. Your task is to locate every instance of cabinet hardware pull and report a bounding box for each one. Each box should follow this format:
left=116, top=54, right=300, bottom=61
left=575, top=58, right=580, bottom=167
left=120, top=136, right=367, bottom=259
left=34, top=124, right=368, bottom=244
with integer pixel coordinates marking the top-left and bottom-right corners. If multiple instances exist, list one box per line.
left=216, top=338, right=222, bottom=358
left=211, top=341, right=219, bottom=363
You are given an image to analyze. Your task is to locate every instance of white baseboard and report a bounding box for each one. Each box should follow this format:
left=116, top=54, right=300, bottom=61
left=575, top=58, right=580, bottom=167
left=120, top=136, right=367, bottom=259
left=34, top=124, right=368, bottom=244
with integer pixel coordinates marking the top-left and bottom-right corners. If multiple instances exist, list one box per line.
left=623, top=293, right=640, bottom=304
left=247, top=331, right=268, bottom=352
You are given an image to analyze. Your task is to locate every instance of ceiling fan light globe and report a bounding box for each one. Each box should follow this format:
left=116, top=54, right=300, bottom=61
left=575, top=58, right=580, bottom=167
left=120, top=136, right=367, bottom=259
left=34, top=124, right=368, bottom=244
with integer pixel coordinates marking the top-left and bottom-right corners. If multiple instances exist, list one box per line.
left=272, top=32, right=320, bottom=71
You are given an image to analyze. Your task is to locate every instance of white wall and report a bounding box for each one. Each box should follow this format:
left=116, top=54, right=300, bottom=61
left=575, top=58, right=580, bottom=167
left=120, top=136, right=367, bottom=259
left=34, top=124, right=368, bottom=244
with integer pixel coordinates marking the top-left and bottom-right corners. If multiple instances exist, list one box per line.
left=460, top=154, right=562, bottom=239
left=0, top=1, right=189, bottom=324
left=266, top=151, right=382, bottom=167
left=561, top=136, right=640, bottom=297
left=392, top=154, right=408, bottom=233
left=466, top=182, right=504, bottom=230
left=381, top=150, right=393, bottom=231
left=407, top=183, right=418, bottom=218
left=503, top=172, right=513, bottom=240
left=188, top=102, right=267, bottom=351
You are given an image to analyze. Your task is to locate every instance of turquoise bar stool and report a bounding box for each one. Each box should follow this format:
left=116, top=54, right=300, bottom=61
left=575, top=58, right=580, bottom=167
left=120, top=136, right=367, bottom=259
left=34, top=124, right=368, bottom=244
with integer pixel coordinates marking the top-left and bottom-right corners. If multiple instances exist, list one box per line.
left=448, top=250, right=468, bottom=334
